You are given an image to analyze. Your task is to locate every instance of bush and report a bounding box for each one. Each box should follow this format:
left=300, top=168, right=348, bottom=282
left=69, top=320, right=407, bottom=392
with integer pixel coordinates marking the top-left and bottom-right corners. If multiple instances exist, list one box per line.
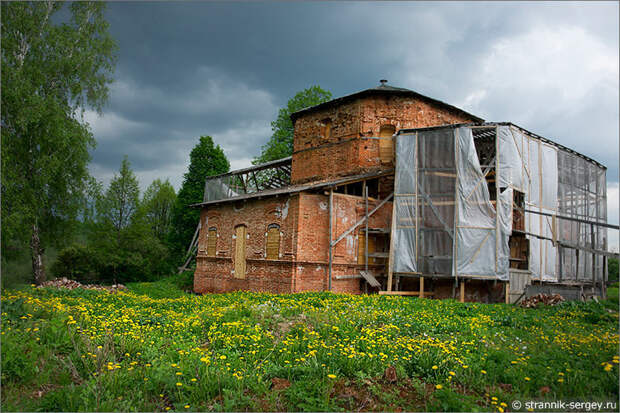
left=608, top=258, right=618, bottom=282
left=51, top=244, right=103, bottom=283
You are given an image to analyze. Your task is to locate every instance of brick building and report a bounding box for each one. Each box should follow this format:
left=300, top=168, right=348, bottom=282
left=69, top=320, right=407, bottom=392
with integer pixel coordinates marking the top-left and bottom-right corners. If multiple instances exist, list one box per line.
left=192, top=81, right=610, bottom=302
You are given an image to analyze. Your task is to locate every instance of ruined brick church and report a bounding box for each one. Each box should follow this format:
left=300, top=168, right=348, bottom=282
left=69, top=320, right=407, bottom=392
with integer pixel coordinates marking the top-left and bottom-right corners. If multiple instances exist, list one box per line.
left=192, top=81, right=609, bottom=302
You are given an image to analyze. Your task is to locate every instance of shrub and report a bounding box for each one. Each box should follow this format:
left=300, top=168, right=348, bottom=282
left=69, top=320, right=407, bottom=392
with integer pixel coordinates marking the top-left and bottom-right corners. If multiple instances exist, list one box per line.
left=51, top=245, right=103, bottom=283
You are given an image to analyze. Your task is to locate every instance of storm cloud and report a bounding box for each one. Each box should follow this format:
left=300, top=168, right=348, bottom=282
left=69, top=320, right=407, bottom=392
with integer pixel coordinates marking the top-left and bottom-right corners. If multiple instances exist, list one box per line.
left=86, top=2, right=619, bottom=248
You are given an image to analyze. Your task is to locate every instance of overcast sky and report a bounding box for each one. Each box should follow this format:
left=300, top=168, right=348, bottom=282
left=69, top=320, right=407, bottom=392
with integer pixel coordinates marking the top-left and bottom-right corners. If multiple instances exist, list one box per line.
left=85, top=1, right=619, bottom=250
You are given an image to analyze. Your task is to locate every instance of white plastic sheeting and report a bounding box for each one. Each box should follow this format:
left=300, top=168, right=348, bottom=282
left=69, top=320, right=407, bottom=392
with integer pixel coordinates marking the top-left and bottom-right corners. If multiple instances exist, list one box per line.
left=454, top=127, right=502, bottom=279
left=523, top=136, right=559, bottom=281
left=203, top=177, right=239, bottom=202
left=392, top=132, right=418, bottom=273
left=393, top=123, right=604, bottom=283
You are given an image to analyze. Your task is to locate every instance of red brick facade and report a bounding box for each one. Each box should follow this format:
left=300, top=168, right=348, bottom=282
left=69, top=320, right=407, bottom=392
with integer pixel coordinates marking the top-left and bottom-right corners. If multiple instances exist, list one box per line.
left=194, top=192, right=392, bottom=294
left=194, top=86, right=480, bottom=294
left=291, top=94, right=477, bottom=184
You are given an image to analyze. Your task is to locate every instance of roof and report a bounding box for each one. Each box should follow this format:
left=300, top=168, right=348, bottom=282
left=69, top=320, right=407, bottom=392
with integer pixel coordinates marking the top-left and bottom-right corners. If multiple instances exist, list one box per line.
left=191, top=169, right=394, bottom=208
left=290, top=82, right=484, bottom=123
left=397, top=121, right=606, bottom=169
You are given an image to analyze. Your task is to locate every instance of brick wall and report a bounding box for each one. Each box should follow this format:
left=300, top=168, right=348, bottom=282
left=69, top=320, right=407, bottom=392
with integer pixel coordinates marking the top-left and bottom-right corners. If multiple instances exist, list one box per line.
left=291, top=94, right=477, bottom=184
left=293, top=193, right=392, bottom=293
left=194, top=195, right=300, bottom=294
left=194, top=191, right=393, bottom=295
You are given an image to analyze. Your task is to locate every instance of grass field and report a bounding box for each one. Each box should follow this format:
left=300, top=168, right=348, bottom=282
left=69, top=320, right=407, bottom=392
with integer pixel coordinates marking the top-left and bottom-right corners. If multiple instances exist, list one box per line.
left=1, top=278, right=619, bottom=412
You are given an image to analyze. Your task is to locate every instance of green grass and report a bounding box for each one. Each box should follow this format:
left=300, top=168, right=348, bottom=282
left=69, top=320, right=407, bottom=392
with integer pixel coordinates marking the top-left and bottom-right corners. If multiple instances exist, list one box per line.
left=2, top=278, right=618, bottom=412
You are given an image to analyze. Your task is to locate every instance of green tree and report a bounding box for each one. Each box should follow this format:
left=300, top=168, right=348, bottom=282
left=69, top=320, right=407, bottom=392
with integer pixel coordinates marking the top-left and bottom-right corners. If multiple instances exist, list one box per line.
left=169, top=136, right=230, bottom=260
left=141, top=178, right=176, bottom=241
left=254, top=85, right=332, bottom=164
left=87, top=157, right=171, bottom=283
left=609, top=258, right=619, bottom=283
left=1, top=1, right=117, bottom=284
left=99, top=156, right=140, bottom=237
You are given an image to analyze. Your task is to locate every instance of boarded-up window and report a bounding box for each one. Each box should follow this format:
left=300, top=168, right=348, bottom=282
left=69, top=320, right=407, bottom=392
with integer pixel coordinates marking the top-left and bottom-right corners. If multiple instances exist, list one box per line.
left=207, top=227, right=217, bottom=257
left=357, top=232, right=376, bottom=264
left=379, top=125, right=396, bottom=163
left=322, top=119, right=332, bottom=140
left=266, top=224, right=280, bottom=260
left=234, top=225, right=247, bottom=279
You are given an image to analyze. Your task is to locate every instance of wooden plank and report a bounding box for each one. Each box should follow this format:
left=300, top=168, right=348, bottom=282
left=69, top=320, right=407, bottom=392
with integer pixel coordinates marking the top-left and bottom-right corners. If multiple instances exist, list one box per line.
left=266, top=227, right=280, bottom=259
left=420, top=276, right=425, bottom=299
left=207, top=228, right=217, bottom=257
left=359, top=270, right=381, bottom=288
left=234, top=225, right=247, bottom=279
left=505, top=282, right=510, bottom=304
left=334, top=274, right=362, bottom=280
left=331, top=192, right=394, bottom=247
left=379, top=291, right=434, bottom=296
left=459, top=280, right=465, bottom=303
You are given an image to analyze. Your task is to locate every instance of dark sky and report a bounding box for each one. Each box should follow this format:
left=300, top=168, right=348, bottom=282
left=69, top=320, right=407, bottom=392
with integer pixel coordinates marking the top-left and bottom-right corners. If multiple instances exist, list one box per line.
left=85, top=1, right=619, bottom=248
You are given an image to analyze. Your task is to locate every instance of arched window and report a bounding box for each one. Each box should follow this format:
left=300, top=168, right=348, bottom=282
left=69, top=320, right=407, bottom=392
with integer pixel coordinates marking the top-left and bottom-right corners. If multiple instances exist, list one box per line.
left=234, top=225, right=247, bottom=279
left=207, top=227, right=217, bottom=257
left=322, top=118, right=332, bottom=140
left=266, top=224, right=281, bottom=260
left=379, top=125, right=396, bottom=163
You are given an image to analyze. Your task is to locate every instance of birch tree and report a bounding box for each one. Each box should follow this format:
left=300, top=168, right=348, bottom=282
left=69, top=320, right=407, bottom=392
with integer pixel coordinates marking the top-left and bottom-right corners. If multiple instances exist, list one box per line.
left=1, top=2, right=117, bottom=284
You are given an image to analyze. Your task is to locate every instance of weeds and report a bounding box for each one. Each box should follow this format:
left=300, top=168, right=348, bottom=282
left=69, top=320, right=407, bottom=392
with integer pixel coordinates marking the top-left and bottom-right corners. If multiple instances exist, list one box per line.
left=1, top=281, right=618, bottom=411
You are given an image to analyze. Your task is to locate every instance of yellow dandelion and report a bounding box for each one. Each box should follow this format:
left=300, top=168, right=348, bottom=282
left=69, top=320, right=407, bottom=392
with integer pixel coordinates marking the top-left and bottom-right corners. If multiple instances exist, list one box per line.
left=435, top=384, right=443, bottom=390
left=432, top=365, right=438, bottom=370
left=176, top=382, right=182, bottom=386
left=327, top=374, right=337, bottom=379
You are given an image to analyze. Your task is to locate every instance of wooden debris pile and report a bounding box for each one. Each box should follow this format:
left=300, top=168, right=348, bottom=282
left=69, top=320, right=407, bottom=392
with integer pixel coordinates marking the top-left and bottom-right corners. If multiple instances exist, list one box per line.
left=38, top=277, right=126, bottom=292
left=520, top=293, right=565, bottom=308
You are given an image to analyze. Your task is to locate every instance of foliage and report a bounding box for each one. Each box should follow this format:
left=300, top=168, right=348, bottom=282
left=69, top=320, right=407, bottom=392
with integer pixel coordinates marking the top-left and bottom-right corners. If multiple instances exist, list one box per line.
left=1, top=1, right=117, bottom=283
left=608, top=258, right=618, bottom=282
left=2, top=285, right=618, bottom=412
left=253, top=85, right=332, bottom=164
left=141, top=178, right=176, bottom=241
left=51, top=159, right=174, bottom=284
left=98, top=156, right=140, bottom=236
left=50, top=244, right=102, bottom=284
left=168, top=136, right=229, bottom=260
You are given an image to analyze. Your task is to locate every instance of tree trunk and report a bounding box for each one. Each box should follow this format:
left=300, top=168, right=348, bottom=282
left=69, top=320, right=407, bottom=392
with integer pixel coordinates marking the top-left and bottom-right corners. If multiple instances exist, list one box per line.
left=31, top=223, right=46, bottom=285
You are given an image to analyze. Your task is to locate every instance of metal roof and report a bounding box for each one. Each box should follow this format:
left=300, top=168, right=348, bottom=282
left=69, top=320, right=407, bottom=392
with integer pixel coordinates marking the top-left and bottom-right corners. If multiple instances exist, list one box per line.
left=191, top=169, right=394, bottom=208
left=290, top=82, right=484, bottom=123
left=397, top=121, right=606, bottom=169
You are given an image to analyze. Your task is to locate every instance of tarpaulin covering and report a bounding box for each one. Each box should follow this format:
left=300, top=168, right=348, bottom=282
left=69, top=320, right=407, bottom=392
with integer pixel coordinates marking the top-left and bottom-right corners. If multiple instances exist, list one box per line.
left=454, top=127, right=500, bottom=279
left=392, top=123, right=606, bottom=283
left=392, top=132, right=418, bottom=273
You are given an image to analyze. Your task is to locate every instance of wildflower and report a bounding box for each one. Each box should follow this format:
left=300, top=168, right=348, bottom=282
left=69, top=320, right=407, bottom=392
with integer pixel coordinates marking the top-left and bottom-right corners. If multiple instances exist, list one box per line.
left=524, top=377, right=531, bottom=381
left=176, top=372, right=183, bottom=376
left=481, top=370, right=487, bottom=374
left=432, top=365, right=438, bottom=370
left=191, top=378, right=197, bottom=382
left=184, top=405, right=190, bottom=409
left=327, top=374, right=337, bottom=379
left=220, top=355, right=227, bottom=360
left=449, top=371, right=455, bottom=376
left=176, top=382, right=182, bottom=387
left=435, top=384, right=443, bottom=390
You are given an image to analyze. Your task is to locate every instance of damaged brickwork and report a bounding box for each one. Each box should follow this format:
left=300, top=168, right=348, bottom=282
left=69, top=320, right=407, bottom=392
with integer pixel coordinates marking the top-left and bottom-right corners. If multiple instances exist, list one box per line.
left=194, top=83, right=482, bottom=295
